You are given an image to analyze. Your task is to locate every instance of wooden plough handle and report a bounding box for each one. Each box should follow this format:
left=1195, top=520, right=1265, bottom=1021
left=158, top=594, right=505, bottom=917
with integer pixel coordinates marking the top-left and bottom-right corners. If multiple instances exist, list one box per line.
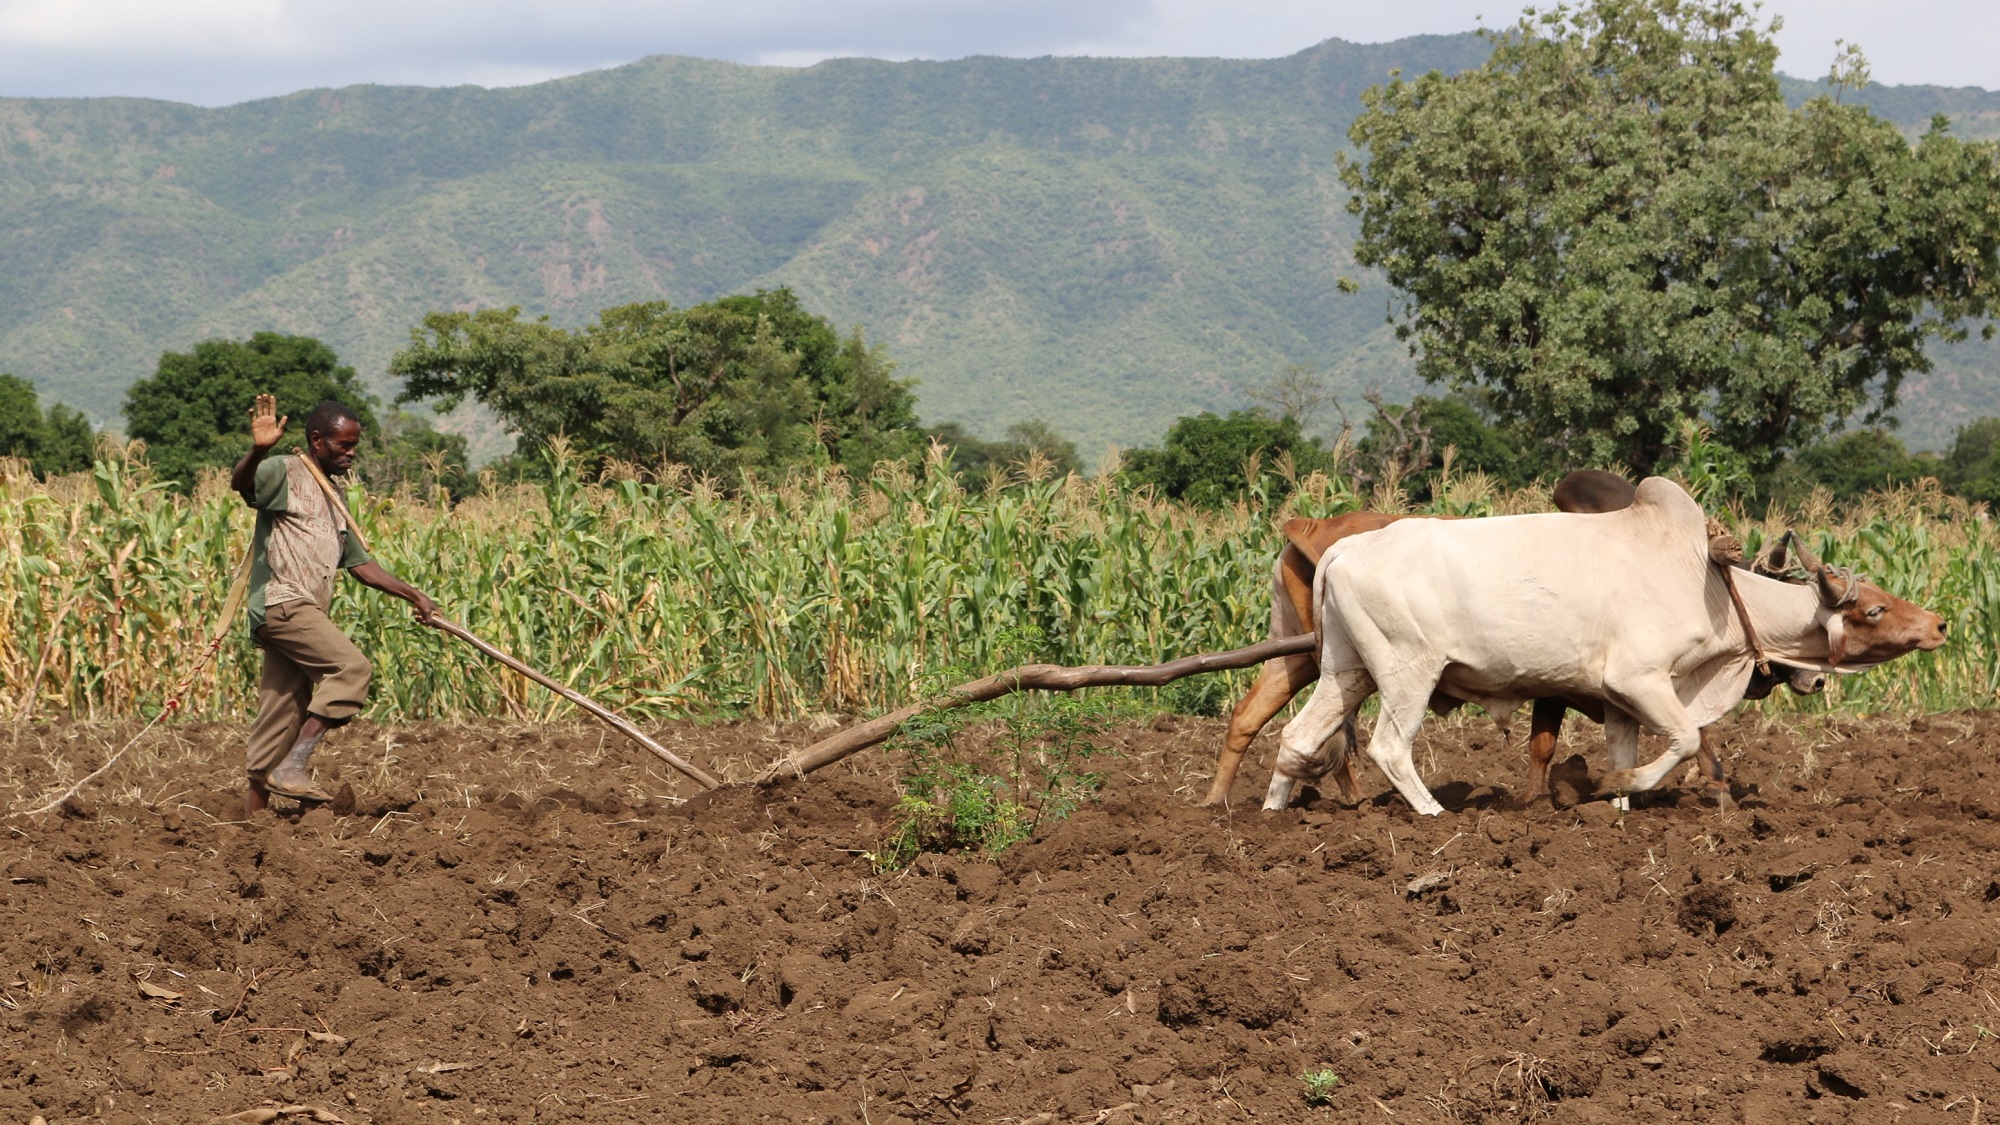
left=758, top=632, right=1320, bottom=783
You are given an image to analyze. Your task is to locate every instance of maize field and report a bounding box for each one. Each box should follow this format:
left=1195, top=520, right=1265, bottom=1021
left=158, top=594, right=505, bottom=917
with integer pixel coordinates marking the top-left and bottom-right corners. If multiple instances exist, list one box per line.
left=2, top=445, right=1996, bottom=724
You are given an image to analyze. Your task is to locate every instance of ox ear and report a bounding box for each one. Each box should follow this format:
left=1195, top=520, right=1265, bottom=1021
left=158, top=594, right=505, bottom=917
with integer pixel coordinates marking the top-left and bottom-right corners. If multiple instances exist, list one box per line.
left=1824, top=613, right=1848, bottom=668
left=1281, top=518, right=1336, bottom=563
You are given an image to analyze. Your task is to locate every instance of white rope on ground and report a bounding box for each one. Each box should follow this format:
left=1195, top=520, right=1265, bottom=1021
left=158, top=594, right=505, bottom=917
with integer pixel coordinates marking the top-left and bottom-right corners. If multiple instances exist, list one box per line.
left=16, top=547, right=254, bottom=816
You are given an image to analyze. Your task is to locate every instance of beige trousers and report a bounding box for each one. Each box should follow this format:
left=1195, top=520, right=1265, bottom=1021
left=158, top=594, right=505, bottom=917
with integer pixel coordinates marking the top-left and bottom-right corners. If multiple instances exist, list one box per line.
left=246, top=600, right=372, bottom=773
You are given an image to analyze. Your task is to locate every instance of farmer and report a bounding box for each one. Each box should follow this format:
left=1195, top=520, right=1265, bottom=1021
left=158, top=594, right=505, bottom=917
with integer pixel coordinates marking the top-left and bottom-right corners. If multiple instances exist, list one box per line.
left=232, top=394, right=436, bottom=813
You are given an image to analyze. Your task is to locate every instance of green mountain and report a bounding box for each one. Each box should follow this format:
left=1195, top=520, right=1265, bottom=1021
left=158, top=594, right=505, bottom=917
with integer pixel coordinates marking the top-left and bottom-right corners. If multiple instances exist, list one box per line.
left=4, top=34, right=1999, bottom=462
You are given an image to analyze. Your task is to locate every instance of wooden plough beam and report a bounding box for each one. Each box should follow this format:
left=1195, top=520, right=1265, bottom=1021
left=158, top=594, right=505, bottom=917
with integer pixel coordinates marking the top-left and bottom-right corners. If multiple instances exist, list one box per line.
left=758, top=631, right=1318, bottom=783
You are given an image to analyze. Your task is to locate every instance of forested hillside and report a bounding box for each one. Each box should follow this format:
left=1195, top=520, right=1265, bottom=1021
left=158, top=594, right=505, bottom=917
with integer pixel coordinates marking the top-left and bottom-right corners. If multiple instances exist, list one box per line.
left=3, top=33, right=1997, bottom=459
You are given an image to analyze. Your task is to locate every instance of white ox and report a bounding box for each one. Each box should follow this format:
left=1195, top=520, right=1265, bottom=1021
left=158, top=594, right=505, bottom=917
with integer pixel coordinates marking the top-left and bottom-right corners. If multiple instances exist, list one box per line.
left=1264, top=478, right=1948, bottom=815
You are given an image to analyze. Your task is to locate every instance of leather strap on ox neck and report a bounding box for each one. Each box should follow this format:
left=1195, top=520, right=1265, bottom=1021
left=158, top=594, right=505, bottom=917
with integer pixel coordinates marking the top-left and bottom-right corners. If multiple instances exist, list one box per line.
left=1720, top=565, right=1774, bottom=678
left=1707, top=521, right=1773, bottom=678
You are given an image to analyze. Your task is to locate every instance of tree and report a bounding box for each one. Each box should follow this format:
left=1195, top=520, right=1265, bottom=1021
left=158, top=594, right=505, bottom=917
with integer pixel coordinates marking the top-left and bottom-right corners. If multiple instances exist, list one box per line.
left=1242, top=364, right=1335, bottom=437
left=928, top=419, right=1082, bottom=488
left=124, top=333, right=380, bottom=487
left=1120, top=411, right=1329, bottom=508
left=1940, top=417, right=2000, bottom=504
left=0, top=373, right=96, bottom=477
left=0, top=375, right=43, bottom=461
left=1354, top=393, right=1533, bottom=494
left=36, top=404, right=95, bottom=475
left=1783, top=429, right=1927, bottom=502
left=363, top=410, right=478, bottom=500
left=1341, top=0, right=2000, bottom=474
left=390, top=289, right=924, bottom=481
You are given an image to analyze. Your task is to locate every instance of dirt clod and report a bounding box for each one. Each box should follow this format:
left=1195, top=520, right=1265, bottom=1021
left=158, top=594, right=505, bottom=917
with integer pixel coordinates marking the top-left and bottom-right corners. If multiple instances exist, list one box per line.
left=1, top=712, right=1997, bottom=1122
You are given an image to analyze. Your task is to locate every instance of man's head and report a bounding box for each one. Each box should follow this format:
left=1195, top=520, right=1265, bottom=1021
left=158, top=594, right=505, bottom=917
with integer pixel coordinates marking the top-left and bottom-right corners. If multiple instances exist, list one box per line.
left=305, top=400, right=363, bottom=477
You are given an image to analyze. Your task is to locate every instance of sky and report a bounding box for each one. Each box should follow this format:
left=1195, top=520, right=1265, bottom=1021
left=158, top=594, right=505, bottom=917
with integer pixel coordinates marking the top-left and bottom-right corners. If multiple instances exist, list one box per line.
left=0, top=0, right=1994, bottom=107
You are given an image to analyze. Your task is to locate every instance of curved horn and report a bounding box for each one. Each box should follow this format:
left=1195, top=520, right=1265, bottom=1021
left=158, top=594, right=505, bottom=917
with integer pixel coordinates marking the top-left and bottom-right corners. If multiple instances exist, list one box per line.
left=1816, top=564, right=1858, bottom=609
left=1789, top=531, right=1825, bottom=575
left=1753, top=531, right=1794, bottom=577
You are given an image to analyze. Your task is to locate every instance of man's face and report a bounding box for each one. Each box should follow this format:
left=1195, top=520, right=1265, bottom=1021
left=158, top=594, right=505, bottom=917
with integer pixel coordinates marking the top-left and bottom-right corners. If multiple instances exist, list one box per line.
left=310, top=417, right=362, bottom=477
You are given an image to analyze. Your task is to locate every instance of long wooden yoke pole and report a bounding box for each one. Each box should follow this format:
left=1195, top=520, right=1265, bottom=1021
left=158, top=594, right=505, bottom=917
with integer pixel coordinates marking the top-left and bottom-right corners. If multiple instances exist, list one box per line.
left=758, top=631, right=1320, bottom=784
left=430, top=617, right=721, bottom=790
left=296, top=452, right=721, bottom=791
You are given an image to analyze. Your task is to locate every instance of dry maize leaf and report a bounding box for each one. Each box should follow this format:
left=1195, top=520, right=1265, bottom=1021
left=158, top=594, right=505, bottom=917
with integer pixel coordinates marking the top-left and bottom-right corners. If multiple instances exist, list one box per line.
left=135, top=978, right=182, bottom=1001
left=210, top=1105, right=346, bottom=1124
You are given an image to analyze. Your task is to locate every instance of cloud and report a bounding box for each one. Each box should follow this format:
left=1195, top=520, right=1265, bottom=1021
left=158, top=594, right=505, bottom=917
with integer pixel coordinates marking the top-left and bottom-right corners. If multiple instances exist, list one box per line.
left=0, top=0, right=1151, bottom=103
left=0, top=0, right=1993, bottom=106
left=0, top=0, right=292, bottom=52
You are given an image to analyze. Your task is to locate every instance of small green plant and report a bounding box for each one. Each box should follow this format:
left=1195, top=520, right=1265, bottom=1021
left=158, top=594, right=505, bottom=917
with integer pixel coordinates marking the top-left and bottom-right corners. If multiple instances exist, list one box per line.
left=871, top=714, right=1035, bottom=870
left=871, top=629, right=1112, bottom=870
left=1300, top=1068, right=1343, bottom=1106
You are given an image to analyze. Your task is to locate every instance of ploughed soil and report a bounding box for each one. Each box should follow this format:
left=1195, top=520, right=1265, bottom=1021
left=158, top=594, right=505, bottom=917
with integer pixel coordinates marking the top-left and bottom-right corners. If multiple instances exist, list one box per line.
left=2, top=708, right=1998, bottom=1124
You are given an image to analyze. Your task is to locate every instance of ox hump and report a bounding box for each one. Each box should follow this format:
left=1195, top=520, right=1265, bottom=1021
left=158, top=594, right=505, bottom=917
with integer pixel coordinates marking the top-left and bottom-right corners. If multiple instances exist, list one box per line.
left=1632, top=476, right=1703, bottom=516
left=1633, top=477, right=1710, bottom=526
left=1625, top=477, right=1717, bottom=565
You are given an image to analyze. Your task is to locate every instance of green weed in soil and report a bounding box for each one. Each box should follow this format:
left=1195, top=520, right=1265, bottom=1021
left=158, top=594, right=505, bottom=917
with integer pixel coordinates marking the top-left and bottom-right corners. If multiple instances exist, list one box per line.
left=871, top=633, right=1114, bottom=869
left=1300, top=1068, right=1343, bottom=1106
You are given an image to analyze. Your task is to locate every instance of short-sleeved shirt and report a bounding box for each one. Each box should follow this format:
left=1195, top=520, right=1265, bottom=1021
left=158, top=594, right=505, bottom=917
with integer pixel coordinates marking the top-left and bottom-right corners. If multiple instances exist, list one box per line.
left=239, top=455, right=372, bottom=637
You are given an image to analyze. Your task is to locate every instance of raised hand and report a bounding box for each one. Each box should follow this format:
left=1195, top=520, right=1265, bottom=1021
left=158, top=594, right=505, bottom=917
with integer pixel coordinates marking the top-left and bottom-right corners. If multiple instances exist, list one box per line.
left=249, top=394, right=288, bottom=450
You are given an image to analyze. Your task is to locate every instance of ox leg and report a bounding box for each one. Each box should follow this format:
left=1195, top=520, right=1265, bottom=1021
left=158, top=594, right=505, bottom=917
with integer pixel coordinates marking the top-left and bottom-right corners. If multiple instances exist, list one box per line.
left=1329, top=721, right=1364, bottom=805
left=1525, top=698, right=1565, bottom=807
left=1696, top=728, right=1731, bottom=811
left=1597, top=682, right=1703, bottom=799
left=1265, top=668, right=1369, bottom=811
left=1604, top=707, right=1640, bottom=812
left=1203, top=653, right=1319, bottom=807
left=1359, top=676, right=1448, bottom=817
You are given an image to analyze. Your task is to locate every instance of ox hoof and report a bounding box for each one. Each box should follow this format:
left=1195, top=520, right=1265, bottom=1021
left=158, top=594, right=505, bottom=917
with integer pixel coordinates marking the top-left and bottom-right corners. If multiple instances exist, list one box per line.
left=1596, top=769, right=1641, bottom=800
left=1262, top=774, right=1300, bottom=811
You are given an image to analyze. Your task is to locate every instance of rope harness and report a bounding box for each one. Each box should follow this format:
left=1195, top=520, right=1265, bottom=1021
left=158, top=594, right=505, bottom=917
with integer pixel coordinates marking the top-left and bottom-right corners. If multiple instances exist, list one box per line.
left=1706, top=521, right=1774, bottom=678
left=1716, top=527, right=1861, bottom=680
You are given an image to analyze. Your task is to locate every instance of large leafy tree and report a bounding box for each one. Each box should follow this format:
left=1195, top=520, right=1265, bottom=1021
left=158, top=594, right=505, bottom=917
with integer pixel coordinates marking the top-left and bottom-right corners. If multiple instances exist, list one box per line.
left=1782, top=429, right=1927, bottom=502
left=1341, top=0, right=2000, bottom=473
left=1121, top=411, right=1330, bottom=508
left=927, top=419, right=1082, bottom=488
left=124, top=333, right=381, bottom=487
left=1355, top=393, right=1535, bottom=491
left=389, top=289, right=923, bottom=480
left=1940, top=418, right=2000, bottom=504
left=0, top=374, right=48, bottom=464
left=0, top=374, right=95, bottom=477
